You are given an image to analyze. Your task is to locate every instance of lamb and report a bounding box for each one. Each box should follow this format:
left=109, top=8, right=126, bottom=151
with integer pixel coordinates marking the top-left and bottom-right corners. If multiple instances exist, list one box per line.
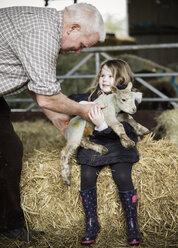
left=60, top=82, right=149, bottom=185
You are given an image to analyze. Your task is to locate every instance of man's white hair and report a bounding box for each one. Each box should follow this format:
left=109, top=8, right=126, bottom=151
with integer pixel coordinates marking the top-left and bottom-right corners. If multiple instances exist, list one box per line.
left=65, top=3, right=106, bottom=42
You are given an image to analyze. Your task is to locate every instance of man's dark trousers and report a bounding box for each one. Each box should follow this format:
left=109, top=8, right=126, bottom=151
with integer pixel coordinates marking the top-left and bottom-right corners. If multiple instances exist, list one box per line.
left=0, top=97, right=24, bottom=231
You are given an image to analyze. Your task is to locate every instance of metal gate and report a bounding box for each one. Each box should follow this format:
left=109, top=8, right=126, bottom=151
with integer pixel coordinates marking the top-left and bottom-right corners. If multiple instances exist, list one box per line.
left=6, top=42, right=178, bottom=112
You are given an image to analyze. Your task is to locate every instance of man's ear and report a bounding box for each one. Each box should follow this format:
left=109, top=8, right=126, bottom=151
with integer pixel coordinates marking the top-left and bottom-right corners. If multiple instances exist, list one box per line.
left=111, top=85, right=119, bottom=93
left=67, top=23, right=81, bottom=35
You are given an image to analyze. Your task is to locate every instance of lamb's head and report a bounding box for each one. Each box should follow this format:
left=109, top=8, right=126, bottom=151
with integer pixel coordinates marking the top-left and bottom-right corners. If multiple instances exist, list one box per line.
left=111, top=82, right=137, bottom=114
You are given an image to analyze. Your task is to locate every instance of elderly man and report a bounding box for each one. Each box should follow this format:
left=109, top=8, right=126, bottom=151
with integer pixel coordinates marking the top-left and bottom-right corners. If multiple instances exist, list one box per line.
left=0, top=3, right=105, bottom=241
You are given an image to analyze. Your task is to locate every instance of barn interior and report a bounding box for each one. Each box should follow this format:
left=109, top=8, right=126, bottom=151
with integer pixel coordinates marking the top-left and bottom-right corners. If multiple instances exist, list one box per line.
left=0, top=0, right=178, bottom=248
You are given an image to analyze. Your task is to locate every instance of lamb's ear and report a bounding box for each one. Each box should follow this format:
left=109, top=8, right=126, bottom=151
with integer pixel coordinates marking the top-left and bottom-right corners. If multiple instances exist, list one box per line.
left=111, top=85, right=118, bottom=93
left=126, top=82, right=133, bottom=91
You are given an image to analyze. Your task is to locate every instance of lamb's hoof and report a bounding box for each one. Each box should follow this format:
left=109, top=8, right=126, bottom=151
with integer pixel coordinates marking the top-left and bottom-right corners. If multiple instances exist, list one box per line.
left=96, top=145, right=108, bottom=155
left=142, top=128, right=150, bottom=135
left=66, top=181, right=71, bottom=186
left=61, top=171, right=71, bottom=186
left=137, top=127, right=150, bottom=136
left=63, top=178, right=71, bottom=186
left=101, top=146, right=108, bottom=155
left=121, top=138, right=135, bottom=148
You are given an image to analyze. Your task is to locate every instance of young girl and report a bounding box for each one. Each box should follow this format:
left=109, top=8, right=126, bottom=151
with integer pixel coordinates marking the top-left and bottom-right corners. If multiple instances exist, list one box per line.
left=69, top=59, right=142, bottom=246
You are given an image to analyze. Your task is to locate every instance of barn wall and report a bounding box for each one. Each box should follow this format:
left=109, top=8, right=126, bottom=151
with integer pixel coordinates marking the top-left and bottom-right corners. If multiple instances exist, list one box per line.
left=128, top=0, right=178, bottom=67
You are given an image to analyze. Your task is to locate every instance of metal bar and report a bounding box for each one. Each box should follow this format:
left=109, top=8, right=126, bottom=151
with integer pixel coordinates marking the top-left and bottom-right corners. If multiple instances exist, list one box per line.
left=5, top=98, right=33, bottom=103
left=95, top=53, right=100, bottom=74
left=142, top=98, right=178, bottom=102
left=56, top=72, right=178, bottom=79
left=135, top=77, right=178, bottom=107
left=57, top=53, right=94, bottom=84
left=83, top=43, right=178, bottom=53
left=11, top=109, right=42, bottom=112
left=134, top=72, right=178, bottom=77
left=56, top=75, right=95, bottom=79
left=7, top=97, right=178, bottom=103
left=101, top=52, right=112, bottom=60
left=24, top=102, right=37, bottom=111
left=135, top=77, right=169, bottom=98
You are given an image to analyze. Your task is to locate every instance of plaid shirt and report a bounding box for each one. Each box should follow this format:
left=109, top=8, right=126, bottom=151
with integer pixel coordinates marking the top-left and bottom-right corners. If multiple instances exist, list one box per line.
left=0, top=6, right=63, bottom=96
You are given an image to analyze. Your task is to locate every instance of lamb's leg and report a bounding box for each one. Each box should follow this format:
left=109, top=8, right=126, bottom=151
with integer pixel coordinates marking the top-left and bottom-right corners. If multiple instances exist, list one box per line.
left=118, top=113, right=150, bottom=136
left=81, top=137, right=108, bottom=154
left=108, top=120, right=135, bottom=148
left=60, top=143, right=78, bottom=185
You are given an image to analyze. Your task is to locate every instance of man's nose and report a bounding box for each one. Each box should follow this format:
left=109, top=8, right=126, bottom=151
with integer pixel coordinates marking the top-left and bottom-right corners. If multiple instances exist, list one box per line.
left=75, top=48, right=83, bottom=54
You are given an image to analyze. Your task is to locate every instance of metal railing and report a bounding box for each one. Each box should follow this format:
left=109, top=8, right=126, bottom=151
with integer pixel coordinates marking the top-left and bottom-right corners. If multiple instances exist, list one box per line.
left=6, top=42, right=178, bottom=111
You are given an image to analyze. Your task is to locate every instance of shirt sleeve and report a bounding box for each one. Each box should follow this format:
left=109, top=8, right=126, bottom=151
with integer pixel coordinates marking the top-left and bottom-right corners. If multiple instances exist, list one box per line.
left=94, top=121, right=108, bottom=131
left=11, top=30, right=61, bottom=95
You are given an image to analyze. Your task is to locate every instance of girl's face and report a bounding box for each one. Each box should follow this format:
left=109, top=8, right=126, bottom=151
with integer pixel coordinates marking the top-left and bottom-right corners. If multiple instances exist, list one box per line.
left=99, top=65, right=114, bottom=93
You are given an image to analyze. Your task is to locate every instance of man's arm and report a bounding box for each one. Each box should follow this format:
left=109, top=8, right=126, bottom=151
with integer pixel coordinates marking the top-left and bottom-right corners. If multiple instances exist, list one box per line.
left=28, top=91, right=105, bottom=134
left=35, top=92, right=94, bottom=121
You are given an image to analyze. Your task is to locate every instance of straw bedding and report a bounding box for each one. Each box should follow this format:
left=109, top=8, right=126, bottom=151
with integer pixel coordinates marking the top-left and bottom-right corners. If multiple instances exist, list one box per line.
left=0, top=120, right=177, bottom=248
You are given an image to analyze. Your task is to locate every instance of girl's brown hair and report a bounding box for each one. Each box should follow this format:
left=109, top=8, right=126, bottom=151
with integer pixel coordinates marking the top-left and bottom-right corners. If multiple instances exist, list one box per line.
left=88, top=59, right=134, bottom=101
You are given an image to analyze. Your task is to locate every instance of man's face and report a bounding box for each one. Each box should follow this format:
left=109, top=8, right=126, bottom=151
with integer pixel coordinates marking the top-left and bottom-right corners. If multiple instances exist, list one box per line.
left=60, top=31, right=99, bottom=54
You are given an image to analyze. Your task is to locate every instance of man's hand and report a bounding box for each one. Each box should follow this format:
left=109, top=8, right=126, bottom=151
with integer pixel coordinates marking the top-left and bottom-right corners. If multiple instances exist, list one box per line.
left=42, top=108, right=71, bottom=135
left=79, top=102, right=107, bottom=122
left=50, top=113, right=71, bottom=135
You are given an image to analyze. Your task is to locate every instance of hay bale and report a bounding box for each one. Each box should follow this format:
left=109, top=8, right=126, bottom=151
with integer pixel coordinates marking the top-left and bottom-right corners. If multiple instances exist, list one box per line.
left=13, top=120, right=65, bottom=153
left=1, top=120, right=177, bottom=247
left=154, top=109, right=178, bottom=145
left=17, top=134, right=178, bottom=247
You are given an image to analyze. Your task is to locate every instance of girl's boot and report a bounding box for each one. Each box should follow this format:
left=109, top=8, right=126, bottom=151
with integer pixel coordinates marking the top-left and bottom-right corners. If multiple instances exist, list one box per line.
left=119, top=189, right=141, bottom=246
left=80, top=187, right=100, bottom=244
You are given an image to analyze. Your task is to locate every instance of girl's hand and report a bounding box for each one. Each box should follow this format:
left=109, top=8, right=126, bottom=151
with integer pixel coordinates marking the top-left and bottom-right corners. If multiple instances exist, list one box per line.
left=88, top=106, right=105, bottom=128
left=79, top=101, right=107, bottom=122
